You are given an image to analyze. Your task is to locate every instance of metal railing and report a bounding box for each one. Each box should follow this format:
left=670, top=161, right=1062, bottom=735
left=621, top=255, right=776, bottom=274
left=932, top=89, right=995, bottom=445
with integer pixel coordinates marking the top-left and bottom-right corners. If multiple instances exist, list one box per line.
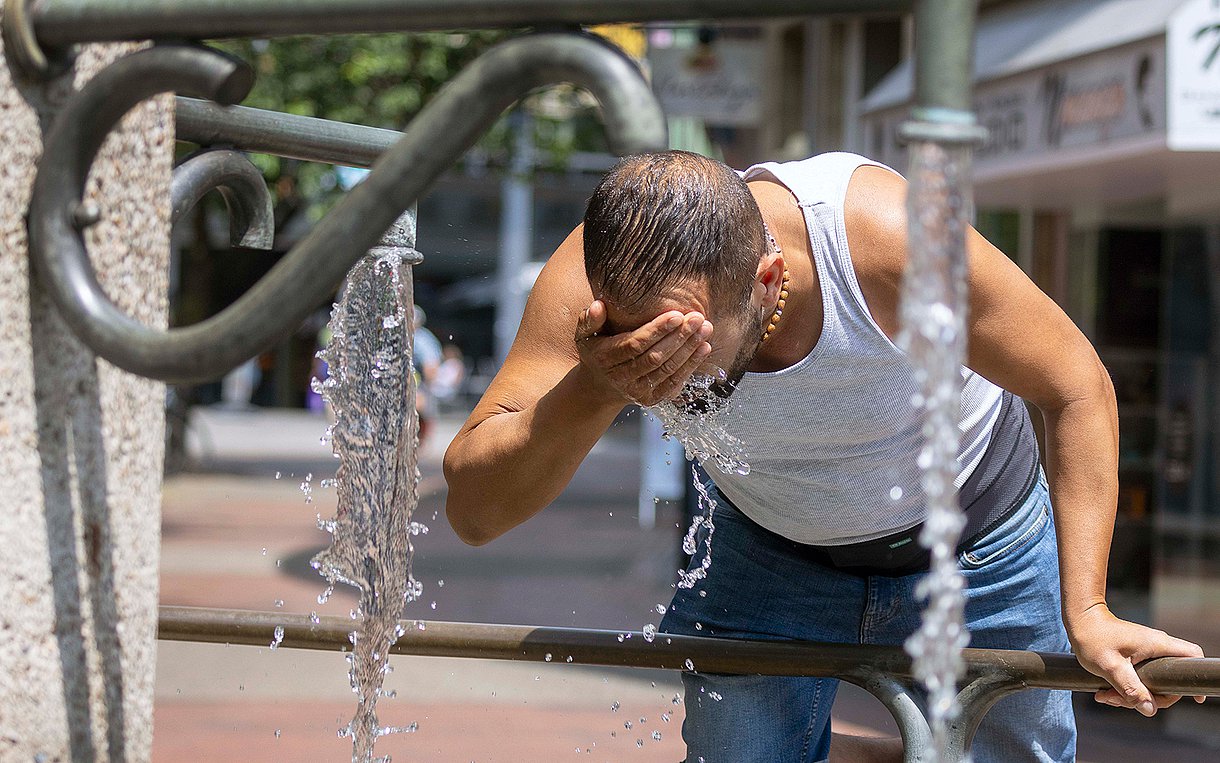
left=25, top=32, right=666, bottom=382
left=159, top=606, right=1220, bottom=762
left=24, top=0, right=911, bottom=47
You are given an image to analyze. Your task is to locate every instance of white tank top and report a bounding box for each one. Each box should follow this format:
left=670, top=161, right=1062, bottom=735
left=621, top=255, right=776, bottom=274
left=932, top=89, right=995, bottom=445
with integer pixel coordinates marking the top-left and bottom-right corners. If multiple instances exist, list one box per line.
left=712, top=152, right=1004, bottom=546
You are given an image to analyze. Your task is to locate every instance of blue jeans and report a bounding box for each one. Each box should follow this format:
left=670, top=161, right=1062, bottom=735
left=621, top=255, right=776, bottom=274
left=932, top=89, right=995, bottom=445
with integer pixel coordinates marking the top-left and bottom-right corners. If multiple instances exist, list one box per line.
left=659, top=472, right=1076, bottom=763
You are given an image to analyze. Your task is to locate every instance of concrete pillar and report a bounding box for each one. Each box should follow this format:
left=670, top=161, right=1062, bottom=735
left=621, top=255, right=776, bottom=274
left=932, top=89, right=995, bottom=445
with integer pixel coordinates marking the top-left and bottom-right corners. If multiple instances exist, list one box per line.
left=0, top=23, right=172, bottom=763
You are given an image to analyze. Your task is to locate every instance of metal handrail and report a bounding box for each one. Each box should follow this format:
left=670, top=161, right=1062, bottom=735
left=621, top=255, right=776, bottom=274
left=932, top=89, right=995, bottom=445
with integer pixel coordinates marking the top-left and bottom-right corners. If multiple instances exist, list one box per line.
left=176, top=97, right=401, bottom=170
left=27, top=32, right=666, bottom=383
left=170, top=149, right=275, bottom=249
left=27, top=0, right=910, bottom=47
left=158, top=605, right=1220, bottom=761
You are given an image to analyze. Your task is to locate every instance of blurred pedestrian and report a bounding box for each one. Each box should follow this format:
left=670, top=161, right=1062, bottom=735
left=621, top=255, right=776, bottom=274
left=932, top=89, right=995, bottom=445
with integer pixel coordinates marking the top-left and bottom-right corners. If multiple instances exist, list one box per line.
left=431, top=343, right=467, bottom=410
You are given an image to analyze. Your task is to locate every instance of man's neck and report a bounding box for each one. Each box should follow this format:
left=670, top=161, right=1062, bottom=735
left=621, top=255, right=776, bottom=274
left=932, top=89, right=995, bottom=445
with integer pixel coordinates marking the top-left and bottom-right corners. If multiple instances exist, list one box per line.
left=748, top=180, right=823, bottom=373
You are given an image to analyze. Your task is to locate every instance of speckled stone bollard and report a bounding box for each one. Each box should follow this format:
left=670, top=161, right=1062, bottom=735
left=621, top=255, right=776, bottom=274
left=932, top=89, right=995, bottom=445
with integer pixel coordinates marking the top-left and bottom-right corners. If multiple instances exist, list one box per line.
left=0, top=17, right=172, bottom=763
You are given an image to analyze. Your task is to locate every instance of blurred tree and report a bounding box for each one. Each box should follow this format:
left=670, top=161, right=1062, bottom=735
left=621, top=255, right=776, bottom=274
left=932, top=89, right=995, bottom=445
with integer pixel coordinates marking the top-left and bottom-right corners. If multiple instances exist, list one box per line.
left=210, top=32, right=614, bottom=216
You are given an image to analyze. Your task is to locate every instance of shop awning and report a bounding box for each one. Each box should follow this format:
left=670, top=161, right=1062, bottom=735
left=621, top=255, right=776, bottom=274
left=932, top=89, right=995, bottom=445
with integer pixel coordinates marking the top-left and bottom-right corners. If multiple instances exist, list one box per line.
left=860, top=0, right=1185, bottom=115
left=857, top=0, right=1220, bottom=210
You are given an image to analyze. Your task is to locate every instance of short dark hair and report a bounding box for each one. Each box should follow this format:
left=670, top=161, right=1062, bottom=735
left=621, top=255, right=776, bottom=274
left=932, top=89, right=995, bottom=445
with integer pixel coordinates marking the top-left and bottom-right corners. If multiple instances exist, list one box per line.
left=582, top=151, right=764, bottom=316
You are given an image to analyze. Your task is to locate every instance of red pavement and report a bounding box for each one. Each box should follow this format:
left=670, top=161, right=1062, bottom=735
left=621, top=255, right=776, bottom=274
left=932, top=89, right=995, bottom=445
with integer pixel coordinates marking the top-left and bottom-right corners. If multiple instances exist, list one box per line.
left=154, top=408, right=1220, bottom=762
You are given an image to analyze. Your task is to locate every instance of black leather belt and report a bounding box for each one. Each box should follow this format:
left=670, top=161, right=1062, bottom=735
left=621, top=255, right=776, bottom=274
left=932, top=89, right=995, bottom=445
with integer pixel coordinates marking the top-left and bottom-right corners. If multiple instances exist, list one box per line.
left=714, top=392, right=1041, bottom=577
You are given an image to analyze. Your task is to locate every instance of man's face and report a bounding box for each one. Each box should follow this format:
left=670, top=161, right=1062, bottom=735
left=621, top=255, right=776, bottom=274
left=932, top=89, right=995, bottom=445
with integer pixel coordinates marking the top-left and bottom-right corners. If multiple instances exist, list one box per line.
left=601, top=279, right=763, bottom=410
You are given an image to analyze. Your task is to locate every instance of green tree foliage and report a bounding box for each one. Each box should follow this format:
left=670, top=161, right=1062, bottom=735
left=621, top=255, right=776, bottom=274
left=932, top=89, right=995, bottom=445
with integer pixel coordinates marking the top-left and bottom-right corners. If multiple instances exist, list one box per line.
left=210, top=33, right=610, bottom=216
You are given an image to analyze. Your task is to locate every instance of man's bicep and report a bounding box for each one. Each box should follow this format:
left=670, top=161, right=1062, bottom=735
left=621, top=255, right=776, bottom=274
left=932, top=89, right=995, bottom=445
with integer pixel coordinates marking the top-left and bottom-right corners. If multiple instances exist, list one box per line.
left=964, top=229, right=1107, bottom=412
left=847, top=167, right=1107, bottom=411
left=467, top=226, right=592, bottom=421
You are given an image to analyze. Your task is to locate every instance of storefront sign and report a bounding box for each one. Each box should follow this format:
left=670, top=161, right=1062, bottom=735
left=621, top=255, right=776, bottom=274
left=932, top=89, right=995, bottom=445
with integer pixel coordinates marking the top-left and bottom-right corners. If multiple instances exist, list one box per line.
left=864, top=39, right=1165, bottom=172
left=648, top=39, right=765, bottom=127
left=1168, top=0, right=1220, bottom=150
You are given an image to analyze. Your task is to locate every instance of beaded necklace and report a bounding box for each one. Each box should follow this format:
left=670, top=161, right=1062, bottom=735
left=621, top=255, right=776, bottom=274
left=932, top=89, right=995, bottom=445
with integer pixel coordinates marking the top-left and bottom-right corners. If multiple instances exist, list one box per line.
left=761, top=222, right=790, bottom=343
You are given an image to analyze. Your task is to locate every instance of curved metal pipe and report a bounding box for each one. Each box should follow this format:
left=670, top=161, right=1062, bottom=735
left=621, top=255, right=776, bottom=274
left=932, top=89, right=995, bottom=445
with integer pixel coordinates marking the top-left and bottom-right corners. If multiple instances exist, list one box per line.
left=843, top=671, right=931, bottom=763
left=28, top=33, right=666, bottom=382
left=170, top=149, right=275, bottom=249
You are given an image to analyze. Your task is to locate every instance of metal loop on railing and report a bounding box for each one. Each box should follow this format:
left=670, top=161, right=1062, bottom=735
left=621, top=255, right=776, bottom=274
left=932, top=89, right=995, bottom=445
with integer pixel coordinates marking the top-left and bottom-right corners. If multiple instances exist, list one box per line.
left=170, top=149, right=275, bottom=249
left=27, top=32, right=666, bottom=383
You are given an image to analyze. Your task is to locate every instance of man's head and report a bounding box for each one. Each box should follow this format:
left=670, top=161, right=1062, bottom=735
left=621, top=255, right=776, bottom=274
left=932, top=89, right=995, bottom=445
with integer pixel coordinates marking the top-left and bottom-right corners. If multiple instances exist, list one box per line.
left=582, top=151, right=780, bottom=401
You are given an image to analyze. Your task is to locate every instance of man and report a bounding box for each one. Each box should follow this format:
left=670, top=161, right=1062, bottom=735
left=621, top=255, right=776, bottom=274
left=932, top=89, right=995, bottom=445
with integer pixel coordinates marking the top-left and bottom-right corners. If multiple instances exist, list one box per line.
left=443, top=150, right=1204, bottom=762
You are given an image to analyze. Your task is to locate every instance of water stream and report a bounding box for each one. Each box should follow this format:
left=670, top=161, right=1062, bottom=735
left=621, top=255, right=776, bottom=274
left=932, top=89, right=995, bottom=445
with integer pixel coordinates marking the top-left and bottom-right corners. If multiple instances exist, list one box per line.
left=310, top=213, right=423, bottom=763
left=898, top=140, right=974, bottom=762
left=646, top=372, right=750, bottom=593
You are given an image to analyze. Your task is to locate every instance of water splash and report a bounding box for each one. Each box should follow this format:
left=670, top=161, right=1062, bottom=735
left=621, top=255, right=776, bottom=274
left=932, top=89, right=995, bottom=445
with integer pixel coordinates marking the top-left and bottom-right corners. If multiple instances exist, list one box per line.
left=311, top=213, right=422, bottom=763
left=899, top=140, right=974, bottom=762
left=645, top=373, right=749, bottom=476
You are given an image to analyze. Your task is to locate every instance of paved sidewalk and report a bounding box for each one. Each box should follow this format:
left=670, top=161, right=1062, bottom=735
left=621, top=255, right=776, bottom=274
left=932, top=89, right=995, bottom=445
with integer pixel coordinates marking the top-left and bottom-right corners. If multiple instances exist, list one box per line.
left=155, top=406, right=1219, bottom=762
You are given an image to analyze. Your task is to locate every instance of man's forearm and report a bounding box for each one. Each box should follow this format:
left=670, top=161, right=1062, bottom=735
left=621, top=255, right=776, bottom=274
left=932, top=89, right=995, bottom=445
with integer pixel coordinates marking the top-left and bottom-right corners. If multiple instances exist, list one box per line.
left=1038, top=370, right=1120, bottom=632
left=443, top=364, right=624, bottom=545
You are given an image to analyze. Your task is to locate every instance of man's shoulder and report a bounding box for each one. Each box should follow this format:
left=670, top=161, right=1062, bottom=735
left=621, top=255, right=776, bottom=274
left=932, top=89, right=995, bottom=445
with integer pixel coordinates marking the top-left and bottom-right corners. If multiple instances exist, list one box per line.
left=743, top=152, right=898, bottom=210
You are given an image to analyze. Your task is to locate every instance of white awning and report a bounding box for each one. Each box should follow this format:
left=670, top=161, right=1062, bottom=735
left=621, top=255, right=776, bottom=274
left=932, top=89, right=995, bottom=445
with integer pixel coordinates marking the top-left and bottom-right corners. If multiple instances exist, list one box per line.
left=860, top=0, right=1187, bottom=115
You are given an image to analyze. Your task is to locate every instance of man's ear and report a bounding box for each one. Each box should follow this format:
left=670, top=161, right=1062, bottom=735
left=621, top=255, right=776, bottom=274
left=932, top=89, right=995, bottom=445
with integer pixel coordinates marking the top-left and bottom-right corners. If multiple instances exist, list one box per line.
left=755, top=251, right=786, bottom=307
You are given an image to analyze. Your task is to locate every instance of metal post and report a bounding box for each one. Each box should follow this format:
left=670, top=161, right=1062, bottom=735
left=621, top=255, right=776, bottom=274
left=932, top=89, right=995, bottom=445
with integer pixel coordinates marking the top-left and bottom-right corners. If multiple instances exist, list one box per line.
left=494, top=109, right=533, bottom=367
left=899, top=2, right=985, bottom=760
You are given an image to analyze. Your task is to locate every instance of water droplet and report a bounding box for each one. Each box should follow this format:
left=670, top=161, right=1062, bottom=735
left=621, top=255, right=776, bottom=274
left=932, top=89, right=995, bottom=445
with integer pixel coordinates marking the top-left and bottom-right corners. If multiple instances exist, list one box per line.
left=544, top=653, right=552, bottom=662
left=611, top=701, right=620, bottom=712
left=642, top=624, right=657, bottom=642
left=709, top=691, right=722, bottom=701
left=684, top=659, right=695, bottom=671
left=890, top=486, right=904, bottom=501
left=651, top=731, right=662, bottom=741
left=430, top=601, right=437, bottom=610
left=635, top=739, right=644, bottom=748
left=654, top=604, right=667, bottom=615
left=269, top=626, right=285, bottom=650
left=260, top=548, right=267, bottom=556
left=274, top=729, right=281, bottom=739
left=274, top=599, right=284, bottom=608
left=275, top=471, right=281, bottom=479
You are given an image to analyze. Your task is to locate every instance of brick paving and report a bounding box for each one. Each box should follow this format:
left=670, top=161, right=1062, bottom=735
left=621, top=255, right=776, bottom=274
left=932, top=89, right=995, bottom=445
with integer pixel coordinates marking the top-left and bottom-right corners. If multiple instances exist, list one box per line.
left=154, top=407, right=1220, bottom=762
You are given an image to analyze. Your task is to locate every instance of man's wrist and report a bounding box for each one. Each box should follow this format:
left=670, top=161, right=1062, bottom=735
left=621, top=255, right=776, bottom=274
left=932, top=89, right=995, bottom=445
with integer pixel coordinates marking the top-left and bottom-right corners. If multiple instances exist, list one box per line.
left=1063, top=598, right=1110, bottom=633
left=568, top=361, right=628, bottom=413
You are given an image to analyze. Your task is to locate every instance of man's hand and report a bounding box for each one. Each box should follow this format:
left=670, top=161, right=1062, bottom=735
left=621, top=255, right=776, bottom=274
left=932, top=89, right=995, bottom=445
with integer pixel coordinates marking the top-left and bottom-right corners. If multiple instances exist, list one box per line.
left=574, top=300, right=712, bottom=407
left=1069, top=603, right=1206, bottom=715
